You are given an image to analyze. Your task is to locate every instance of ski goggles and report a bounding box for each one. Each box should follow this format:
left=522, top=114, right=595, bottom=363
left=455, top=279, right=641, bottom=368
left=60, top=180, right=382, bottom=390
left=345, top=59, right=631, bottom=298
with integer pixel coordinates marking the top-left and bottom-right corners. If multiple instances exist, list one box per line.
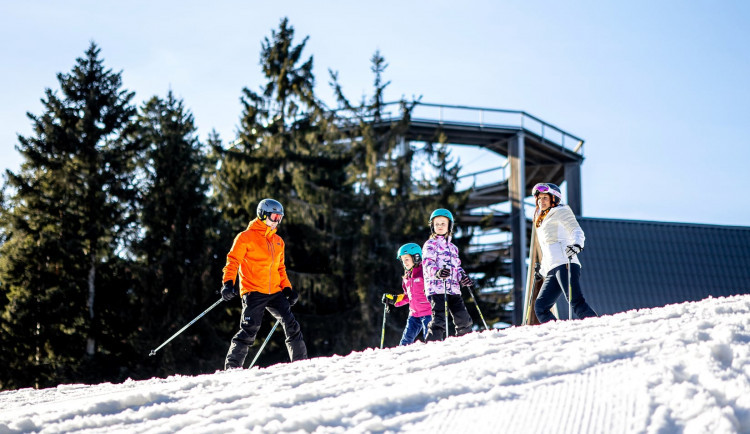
left=268, top=213, right=283, bottom=223
left=532, top=183, right=562, bottom=198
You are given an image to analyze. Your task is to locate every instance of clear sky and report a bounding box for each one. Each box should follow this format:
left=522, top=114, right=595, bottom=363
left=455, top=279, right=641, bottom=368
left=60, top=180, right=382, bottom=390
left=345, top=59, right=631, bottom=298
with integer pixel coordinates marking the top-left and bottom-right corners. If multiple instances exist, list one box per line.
left=2, top=1, right=749, bottom=226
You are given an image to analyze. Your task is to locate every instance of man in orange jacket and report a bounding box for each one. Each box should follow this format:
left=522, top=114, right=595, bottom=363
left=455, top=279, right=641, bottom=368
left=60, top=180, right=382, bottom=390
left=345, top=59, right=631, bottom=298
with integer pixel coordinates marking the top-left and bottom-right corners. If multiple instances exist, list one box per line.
left=222, top=198, right=308, bottom=368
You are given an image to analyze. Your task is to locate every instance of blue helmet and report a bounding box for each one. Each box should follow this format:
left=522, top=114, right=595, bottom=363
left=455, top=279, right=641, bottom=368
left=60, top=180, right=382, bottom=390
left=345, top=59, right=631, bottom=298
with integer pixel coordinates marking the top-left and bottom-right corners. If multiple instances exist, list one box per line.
left=429, top=208, right=454, bottom=234
left=430, top=208, right=454, bottom=222
left=396, top=243, right=422, bottom=263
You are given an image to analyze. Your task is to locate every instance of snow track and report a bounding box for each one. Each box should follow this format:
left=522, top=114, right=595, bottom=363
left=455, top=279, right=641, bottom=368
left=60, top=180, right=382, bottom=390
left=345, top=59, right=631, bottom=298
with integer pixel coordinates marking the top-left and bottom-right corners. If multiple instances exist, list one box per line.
left=1, top=295, right=749, bottom=433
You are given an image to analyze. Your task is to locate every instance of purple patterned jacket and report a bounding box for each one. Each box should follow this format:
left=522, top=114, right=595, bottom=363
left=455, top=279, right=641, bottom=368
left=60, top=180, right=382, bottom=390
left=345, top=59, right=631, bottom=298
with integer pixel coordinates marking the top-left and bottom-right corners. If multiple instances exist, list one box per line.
left=422, top=235, right=465, bottom=296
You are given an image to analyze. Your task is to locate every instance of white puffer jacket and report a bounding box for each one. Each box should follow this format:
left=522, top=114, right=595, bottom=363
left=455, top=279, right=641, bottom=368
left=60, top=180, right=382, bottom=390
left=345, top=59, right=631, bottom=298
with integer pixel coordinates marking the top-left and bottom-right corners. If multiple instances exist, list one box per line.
left=536, top=204, right=585, bottom=275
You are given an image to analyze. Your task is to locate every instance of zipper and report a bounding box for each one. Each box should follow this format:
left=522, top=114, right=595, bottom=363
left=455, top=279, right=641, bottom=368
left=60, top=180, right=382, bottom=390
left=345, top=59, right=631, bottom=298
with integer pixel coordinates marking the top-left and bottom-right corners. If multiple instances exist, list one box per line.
left=266, top=237, right=275, bottom=294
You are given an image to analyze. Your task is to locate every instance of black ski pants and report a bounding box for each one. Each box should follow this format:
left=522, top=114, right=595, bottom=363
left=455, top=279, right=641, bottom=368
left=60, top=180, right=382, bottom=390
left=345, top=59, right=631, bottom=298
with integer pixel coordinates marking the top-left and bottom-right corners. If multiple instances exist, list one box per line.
left=535, top=263, right=597, bottom=323
left=425, top=293, right=473, bottom=341
left=225, top=291, right=307, bottom=369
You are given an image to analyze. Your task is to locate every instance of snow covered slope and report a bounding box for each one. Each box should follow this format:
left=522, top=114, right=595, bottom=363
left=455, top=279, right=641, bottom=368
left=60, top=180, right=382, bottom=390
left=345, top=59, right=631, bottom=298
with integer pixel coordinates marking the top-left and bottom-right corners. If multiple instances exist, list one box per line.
left=1, top=295, right=749, bottom=433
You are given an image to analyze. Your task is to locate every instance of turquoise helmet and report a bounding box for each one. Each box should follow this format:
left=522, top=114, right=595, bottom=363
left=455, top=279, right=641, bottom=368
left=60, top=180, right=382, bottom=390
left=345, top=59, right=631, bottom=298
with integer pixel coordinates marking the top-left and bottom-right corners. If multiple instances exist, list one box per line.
left=429, top=208, right=454, bottom=234
left=397, top=243, right=422, bottom=263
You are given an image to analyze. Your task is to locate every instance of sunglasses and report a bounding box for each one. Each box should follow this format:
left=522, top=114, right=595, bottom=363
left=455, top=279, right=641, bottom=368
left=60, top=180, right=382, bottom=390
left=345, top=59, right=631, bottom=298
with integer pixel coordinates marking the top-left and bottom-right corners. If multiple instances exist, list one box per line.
left=268, top=213, right=283, bottom=223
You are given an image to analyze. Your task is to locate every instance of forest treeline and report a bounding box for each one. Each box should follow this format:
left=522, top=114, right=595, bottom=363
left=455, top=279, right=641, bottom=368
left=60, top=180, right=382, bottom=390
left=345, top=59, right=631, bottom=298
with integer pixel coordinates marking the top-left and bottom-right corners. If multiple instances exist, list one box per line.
left=0, top=18, right=507, bottom=390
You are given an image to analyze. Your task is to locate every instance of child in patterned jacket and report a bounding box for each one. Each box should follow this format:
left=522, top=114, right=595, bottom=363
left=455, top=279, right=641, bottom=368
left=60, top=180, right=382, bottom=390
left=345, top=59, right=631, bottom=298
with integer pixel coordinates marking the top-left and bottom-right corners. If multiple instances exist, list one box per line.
left=421, top=208, right=474, bottom=341
left=382, top=243, right=433, bottom=345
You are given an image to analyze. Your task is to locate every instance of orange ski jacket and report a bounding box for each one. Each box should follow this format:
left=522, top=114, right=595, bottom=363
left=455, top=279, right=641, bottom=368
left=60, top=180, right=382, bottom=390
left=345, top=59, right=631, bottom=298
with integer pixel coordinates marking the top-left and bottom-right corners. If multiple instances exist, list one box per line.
left=222, top=218, right=291, bottom=296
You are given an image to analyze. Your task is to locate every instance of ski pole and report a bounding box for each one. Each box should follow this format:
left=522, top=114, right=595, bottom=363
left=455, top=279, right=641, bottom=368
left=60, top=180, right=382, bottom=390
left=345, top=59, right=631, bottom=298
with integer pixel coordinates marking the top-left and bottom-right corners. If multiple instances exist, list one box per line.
left=149, top=297, right=223, bottom=356
left=443, top=265, right=449, bottom=340
left=249, top=319, right=280, bottom=369
left=465, top=284, right=489, bottom=330
left=567, top=256, right=573, bottom=320
left=380, top=302, right=390, bottom=349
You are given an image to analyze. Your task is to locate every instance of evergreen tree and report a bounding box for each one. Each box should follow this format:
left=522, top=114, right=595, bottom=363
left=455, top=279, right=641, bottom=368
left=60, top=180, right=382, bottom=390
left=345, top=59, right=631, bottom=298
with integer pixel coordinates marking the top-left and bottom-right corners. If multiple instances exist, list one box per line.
left=216, top=17, right=346, bottom=225
left=0, top=43, right=139, bottom=389
left=130, top=91, right=225, bottom=377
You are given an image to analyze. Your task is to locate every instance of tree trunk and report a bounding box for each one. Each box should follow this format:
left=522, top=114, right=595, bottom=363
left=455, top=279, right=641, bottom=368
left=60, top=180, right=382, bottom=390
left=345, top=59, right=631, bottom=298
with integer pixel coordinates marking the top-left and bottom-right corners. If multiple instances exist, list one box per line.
left=86, top=253, right=96, bottom=356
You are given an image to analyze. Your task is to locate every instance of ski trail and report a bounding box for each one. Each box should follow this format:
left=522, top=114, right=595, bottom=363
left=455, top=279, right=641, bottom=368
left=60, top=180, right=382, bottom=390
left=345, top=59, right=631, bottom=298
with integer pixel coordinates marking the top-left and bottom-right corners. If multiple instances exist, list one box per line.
left=413, top=350, right=654, bottom=433
left=1, top=295, right=748, bottom=433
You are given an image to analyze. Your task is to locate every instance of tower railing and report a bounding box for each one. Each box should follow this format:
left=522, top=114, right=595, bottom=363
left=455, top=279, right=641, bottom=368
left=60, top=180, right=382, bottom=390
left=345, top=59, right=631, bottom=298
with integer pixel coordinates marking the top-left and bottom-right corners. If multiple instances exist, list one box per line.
left=375, top=101, right=585, bottom=156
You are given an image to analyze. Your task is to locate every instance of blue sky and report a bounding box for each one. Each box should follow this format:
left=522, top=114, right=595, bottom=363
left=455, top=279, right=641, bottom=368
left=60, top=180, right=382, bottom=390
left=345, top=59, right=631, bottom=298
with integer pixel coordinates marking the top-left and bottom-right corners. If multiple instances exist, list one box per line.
left=2, top=1, right=749, bottom=226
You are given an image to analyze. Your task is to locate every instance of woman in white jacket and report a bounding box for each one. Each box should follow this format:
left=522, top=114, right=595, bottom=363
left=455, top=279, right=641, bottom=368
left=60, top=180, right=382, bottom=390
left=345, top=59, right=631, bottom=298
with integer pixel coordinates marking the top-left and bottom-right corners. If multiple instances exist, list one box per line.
left=532, top=183, right=597, bottom=322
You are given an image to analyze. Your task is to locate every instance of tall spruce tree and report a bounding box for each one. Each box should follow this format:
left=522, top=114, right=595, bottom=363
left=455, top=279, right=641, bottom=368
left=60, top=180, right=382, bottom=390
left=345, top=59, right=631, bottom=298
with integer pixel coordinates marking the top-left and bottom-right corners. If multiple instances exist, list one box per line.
left=0, top=43, right=140, bottom=389
left=130, top=91, right=226, bottom=377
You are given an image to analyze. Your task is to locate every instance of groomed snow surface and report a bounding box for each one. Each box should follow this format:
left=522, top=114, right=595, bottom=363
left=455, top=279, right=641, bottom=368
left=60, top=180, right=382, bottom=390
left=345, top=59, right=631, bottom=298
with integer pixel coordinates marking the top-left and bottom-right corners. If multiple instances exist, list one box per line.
left=1, top=295, right=749, bottom=434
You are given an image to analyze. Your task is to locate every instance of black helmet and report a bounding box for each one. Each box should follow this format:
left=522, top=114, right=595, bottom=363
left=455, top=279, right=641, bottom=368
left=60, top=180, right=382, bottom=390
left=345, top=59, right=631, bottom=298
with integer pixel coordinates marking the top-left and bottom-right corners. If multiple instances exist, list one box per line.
left=257, top=198, right=284, bottom=222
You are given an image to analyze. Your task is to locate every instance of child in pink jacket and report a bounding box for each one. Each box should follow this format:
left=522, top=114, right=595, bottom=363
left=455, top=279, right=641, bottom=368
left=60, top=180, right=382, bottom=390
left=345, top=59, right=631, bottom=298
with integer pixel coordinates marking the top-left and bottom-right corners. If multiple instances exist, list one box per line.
left=382, top=243, right=432, bottom=345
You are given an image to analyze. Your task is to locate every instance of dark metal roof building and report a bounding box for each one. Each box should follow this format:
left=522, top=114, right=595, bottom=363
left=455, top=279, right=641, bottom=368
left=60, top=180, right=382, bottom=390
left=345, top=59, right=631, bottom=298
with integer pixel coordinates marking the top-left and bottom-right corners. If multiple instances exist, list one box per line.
left=555, top=217, right=750, bottom=318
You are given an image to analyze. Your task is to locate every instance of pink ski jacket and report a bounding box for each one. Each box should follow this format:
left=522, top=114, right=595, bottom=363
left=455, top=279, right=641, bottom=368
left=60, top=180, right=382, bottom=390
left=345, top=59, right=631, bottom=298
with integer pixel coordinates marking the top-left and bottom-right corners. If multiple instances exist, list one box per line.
left=422, top=235, right=464, bottom=296
left=395, top=262, right=432, bottom=317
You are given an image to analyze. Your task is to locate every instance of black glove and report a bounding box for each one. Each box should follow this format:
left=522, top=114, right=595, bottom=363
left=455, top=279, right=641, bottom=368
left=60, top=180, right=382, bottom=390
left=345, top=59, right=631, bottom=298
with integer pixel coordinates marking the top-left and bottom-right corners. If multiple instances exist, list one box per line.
left=282, top=287, right=298, bottom=306
left=437, top=268, right=451, bottom=279
left=382, top=294, right=399, bottom=305
left=459, top=273, right=474, bottom=289
left=565, top=244, right=583, bottom=257
left=221, top=281, right=237, bottom=301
